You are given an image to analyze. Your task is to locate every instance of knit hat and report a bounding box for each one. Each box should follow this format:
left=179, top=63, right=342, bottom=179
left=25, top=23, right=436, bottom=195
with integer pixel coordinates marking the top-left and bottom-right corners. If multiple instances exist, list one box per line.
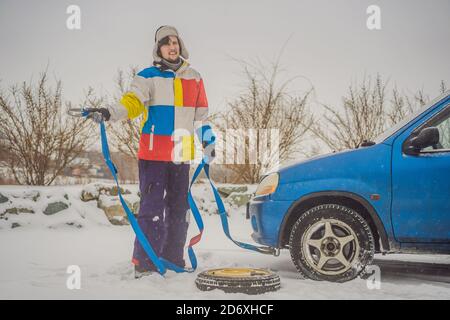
left=153, top=26, right=189, bottom=63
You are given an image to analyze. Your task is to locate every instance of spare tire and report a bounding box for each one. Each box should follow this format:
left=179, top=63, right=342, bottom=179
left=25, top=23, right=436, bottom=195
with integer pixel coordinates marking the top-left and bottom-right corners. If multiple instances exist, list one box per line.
left=195, top=268, right=281, bottom=295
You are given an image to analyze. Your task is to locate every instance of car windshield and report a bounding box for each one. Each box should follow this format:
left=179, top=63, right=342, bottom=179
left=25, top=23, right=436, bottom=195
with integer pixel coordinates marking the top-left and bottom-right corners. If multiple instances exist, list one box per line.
left=374, top=103, right=432, bottom=144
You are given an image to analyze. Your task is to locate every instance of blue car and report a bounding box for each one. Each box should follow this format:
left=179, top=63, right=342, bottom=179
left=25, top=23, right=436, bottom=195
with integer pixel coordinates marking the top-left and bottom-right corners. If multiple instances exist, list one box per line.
left=247, top=91, right=450, bottom=282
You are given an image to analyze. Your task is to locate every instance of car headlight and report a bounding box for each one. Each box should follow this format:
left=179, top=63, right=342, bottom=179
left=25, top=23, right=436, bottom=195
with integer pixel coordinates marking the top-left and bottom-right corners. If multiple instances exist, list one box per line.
left=255, top=173, right=279, bottom=196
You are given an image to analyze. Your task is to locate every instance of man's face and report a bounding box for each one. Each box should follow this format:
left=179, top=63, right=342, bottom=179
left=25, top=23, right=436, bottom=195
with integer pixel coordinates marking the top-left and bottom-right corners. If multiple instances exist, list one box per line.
left=160, top=36, right=180, bottom=62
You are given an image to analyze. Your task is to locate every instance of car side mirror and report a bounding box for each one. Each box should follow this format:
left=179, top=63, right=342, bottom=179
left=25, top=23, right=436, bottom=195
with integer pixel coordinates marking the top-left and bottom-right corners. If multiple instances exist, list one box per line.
left=404, top=127, right=440, bottom=155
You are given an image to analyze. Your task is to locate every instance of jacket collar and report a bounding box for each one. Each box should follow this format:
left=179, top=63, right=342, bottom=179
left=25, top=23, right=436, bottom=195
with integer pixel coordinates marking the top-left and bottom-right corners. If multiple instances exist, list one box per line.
left=158, top=60, right=189, bottom=75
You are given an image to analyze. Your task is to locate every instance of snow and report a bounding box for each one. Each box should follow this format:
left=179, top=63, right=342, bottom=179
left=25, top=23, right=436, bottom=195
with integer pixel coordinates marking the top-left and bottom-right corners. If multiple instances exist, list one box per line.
left=0, top=185, right=111, bottom=230
left=0, top=184, right=449, bottom=300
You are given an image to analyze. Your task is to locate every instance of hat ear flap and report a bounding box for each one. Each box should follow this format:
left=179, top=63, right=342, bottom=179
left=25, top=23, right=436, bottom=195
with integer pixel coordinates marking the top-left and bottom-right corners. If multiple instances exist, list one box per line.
left=153, top=43, right=162, bottom=62
left=178, top=37, right=189, bottom=60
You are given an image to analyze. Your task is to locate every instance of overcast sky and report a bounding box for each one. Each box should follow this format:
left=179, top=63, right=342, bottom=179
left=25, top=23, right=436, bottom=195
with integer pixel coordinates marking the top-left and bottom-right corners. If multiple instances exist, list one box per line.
left=0, top=0, right=449, bottom=114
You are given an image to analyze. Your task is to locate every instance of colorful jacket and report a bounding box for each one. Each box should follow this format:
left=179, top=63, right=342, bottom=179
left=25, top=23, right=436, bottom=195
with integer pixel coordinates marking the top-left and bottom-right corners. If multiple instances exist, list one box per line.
left=110, top=61, right=209, bottom=162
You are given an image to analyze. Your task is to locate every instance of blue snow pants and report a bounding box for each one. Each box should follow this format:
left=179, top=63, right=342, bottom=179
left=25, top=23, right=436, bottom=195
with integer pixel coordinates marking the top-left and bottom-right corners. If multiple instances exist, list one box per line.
left=132, top=160, right=190, bottom=271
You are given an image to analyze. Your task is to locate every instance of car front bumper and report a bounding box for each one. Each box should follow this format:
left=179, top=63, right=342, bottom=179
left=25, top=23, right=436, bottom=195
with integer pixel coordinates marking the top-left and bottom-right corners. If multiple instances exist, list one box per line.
left=246, top=196, right=292, bottom=248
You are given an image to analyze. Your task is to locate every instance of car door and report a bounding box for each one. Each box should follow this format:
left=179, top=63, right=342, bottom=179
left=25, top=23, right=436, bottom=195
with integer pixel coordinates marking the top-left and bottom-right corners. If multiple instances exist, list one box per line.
left=391, top=100, right=450, bottom=243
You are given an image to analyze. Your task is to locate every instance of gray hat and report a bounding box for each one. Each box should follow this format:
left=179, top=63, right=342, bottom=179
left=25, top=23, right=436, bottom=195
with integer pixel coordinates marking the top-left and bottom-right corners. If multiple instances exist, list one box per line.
left=153, top=26, right=189, bottom=63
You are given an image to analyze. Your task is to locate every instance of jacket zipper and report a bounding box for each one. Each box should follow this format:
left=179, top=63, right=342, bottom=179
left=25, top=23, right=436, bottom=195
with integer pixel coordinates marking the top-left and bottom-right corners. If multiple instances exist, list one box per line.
left=149, top=125, right=155, bottom=150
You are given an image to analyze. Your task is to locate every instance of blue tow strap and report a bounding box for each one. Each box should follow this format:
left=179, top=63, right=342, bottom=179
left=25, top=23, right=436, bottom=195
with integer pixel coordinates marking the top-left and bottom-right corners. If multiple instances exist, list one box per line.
left=99, top=121, right=190, bottom=275
left=73, top=108, right=275, bottom=277
left=201, top=163, right=276, bottom=254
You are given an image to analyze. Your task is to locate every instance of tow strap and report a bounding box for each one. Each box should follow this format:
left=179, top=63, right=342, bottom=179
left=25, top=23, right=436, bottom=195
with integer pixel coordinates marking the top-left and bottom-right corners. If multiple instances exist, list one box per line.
left=69, top=108, right=276, bottom=276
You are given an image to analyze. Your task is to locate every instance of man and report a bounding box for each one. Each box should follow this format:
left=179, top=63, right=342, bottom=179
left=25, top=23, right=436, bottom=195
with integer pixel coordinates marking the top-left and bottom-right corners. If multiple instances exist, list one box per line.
left=89, top=26, right=213, bottom=278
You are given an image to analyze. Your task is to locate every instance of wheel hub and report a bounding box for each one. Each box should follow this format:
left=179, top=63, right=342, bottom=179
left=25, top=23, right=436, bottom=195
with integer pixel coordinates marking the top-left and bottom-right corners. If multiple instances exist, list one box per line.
left=321, top=237, right=341, bottom=257
left=301, top=218, right=360, bottom=276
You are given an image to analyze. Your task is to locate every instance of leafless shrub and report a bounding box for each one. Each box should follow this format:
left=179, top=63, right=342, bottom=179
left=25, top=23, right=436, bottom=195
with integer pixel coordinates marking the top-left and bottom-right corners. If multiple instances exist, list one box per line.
left=214, top=58, right=314, bottom=183
left=310, top=75, right=447, bottom=152
left=0, top=72, right=93, bottom=185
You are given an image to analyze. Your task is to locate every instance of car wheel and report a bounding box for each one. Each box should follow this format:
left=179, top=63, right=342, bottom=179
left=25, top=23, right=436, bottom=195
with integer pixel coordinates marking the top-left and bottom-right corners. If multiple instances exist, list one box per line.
left=289, top=204, right=375, bottom=282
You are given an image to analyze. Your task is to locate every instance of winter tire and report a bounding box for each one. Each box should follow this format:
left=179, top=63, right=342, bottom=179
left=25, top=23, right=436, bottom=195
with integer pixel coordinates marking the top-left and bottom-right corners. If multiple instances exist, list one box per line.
left=289, top=204, right=375, bottom=282
left=195, top=268, right=281, bottom=294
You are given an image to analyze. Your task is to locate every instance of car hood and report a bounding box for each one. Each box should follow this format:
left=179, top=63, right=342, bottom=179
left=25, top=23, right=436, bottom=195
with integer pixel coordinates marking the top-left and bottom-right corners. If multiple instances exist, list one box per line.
left=277, top=143, right=390, bottom=184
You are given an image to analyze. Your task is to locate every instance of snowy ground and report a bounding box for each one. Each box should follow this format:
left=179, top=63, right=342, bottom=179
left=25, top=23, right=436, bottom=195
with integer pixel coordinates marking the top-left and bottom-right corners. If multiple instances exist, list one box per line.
left=0, top=185, right=449, bottom=300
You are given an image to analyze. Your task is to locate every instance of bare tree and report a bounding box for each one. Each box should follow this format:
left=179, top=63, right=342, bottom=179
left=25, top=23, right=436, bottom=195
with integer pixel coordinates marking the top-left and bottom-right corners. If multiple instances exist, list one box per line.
left=0, top=72, right=92, bottom=185
left=310, top=75, right=446, bottom=152
left=310, top=75, right=387, bottom=151
left=108, top=67, right=141, bottom=158
left=214, top=58, right=314, bottom=183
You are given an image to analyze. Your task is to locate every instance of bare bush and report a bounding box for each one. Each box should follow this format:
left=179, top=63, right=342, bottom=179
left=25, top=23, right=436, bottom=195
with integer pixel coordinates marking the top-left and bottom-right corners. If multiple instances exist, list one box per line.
left=0, top=72, right=92, bottom=185
left=310, top=75, right=447, bottom=152
left=108, top=67, right=141, bottom=158
left=214, top=59, right=314, bottom=183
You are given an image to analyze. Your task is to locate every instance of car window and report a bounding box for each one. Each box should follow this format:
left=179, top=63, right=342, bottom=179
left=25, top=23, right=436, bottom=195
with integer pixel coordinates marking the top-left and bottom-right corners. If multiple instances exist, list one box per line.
left=422, top=104, right=450, bottom=151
